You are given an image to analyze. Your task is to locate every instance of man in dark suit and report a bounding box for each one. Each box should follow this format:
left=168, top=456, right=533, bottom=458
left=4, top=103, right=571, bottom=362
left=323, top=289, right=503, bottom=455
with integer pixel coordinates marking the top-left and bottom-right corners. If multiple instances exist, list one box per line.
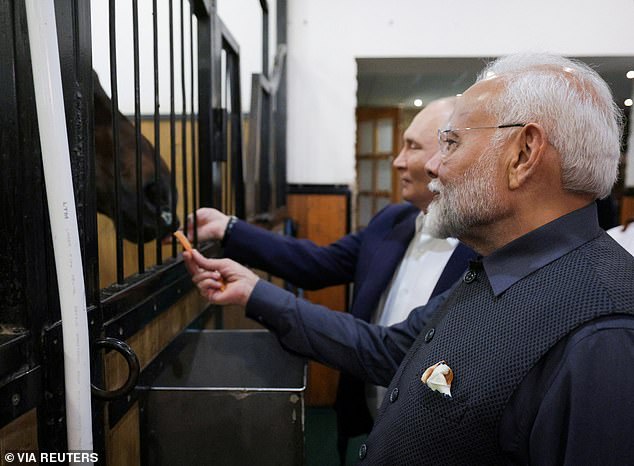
left=185, top=97, right=475, bottom=460
left=185, top=53, right=634, bottom=464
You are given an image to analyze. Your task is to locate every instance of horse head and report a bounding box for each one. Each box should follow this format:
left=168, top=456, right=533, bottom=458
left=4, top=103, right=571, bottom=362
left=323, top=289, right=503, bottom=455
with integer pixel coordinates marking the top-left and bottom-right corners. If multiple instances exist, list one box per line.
left=93, top=71, right=179, bottom=243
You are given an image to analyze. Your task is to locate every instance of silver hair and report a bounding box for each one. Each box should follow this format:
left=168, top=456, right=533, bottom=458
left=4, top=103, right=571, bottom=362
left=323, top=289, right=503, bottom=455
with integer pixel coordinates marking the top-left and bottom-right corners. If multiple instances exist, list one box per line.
left=477, top=53, right=623, bottom=199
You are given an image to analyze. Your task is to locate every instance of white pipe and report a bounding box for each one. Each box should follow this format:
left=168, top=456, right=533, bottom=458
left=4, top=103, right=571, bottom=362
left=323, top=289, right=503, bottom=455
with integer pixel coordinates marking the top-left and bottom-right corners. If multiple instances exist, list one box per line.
left=25, top=0, right=94, bottom=457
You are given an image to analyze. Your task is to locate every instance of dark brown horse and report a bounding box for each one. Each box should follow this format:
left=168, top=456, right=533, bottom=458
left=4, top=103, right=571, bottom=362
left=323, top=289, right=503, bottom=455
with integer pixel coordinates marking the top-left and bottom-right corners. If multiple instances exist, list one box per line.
left=93, top=72, right=178, bottom=243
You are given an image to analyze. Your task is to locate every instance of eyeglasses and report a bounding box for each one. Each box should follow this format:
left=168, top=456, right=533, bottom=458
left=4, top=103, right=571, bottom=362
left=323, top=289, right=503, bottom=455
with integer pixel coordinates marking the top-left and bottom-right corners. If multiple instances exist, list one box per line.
left=437, top=123, right=526, bottom=156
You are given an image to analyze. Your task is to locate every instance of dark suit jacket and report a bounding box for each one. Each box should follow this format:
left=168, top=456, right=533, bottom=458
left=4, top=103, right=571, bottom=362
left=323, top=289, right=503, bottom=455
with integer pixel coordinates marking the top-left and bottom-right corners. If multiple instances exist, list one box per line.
left=223, top=203, right=475, bottom=435
left=243, top=205, right=634, bottom=464
left=225, top=203, right=473, bottom=320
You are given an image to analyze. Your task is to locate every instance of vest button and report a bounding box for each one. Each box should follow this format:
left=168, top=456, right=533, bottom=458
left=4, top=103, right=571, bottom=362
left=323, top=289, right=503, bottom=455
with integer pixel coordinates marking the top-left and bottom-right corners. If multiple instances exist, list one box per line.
left=358, top=443, right=367, bottom=460
left=424, top=328, right=435, bottom=343
left=463, top=270, right=477, bottom=283
left=390, top=387, right=399, bottom=402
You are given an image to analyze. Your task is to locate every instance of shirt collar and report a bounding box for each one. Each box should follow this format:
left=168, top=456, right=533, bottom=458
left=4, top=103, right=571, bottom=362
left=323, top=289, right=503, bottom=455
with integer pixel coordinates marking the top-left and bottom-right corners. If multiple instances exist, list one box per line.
left=482, top=203, right=603, bottom=296
left=415, top=212, right=426, bottom=234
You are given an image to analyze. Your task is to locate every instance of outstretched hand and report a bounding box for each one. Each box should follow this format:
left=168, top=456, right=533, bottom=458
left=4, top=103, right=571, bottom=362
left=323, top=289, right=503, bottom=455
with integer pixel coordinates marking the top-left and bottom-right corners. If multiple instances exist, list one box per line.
left=183, top=249, right=259, bottom=306
left=164, top=208, right=230, bottom=245
left=186, top=208, right=230, bottom=242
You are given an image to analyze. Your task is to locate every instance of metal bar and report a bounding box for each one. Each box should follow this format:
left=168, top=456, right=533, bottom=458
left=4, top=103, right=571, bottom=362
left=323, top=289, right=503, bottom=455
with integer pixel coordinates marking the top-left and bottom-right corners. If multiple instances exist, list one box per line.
left=180, top=0, right=189, bottom=240
left=132, top=0, right=145, bottom=272
left=197, top=14, right=213, bottom=207
left=189, top=0, right=211, bottom=18
left=190, top=8, right=198, bottom=246
left=100, top=241, right=220, bottom=336
left=153, top=0, right=163, bottom=265
left=228, top=51, right=245, bottom=218
left=169, top=0, right=177, bottom=257
left=108, top=0, right=124, bottom=283
left=196, top=4, right=221, bottom=208
left=261, top=3, right=268, bottom=77
left=275, top=0, right=288, bottom=209
left=219, top=18, right=239, bottom=55
left=260, top=89, right=271, bottom=213
left=222, top=58, right=230, bottom=212
left=245, top=73, right=262, bottom=220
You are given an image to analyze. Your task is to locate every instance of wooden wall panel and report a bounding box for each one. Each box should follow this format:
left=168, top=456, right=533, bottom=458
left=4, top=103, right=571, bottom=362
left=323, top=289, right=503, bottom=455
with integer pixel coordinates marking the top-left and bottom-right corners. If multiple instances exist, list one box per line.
left=621, top=195, right=634, bottom=224
left=104, top=289, right=207, bottom=390
left=104, top=289, right=207, bottom=465
left=106, top=403, right=140, bottom=466
left=0, top=409, right=38, bottom=460
left=287, top=193, right=349, bottom=407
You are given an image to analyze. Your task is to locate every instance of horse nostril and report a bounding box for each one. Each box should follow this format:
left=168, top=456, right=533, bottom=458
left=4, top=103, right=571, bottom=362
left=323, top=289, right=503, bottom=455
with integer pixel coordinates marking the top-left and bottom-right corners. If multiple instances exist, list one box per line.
left=160, top=210, right=173, bottom=226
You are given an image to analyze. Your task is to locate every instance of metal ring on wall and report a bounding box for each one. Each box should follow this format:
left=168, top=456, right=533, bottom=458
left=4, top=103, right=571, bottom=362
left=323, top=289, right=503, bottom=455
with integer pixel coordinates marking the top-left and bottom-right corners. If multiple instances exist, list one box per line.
left=91, top=337, right=140, bottom=401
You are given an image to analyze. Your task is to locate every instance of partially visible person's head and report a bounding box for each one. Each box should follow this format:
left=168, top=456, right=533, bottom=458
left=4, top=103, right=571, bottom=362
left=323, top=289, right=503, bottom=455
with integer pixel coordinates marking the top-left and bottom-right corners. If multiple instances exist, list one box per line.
left=424, top=52, right=623, bottom=242
left=393, top=97, right=455, bottom=210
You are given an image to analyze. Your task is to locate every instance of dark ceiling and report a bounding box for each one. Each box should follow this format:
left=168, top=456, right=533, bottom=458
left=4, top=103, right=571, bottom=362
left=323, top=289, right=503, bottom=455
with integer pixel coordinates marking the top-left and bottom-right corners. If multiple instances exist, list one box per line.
left=357, top=56, right=634, bottom=111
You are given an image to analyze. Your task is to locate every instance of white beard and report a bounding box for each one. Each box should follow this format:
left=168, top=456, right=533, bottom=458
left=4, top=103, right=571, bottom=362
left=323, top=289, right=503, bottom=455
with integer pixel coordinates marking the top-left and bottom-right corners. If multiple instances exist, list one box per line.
left=425, top=150, right=503, bottom=240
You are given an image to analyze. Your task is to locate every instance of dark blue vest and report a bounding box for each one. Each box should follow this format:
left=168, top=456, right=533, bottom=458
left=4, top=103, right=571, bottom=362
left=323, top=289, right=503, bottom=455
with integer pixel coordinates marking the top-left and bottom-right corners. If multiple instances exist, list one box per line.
left=360, top=234, right=634, bottom=465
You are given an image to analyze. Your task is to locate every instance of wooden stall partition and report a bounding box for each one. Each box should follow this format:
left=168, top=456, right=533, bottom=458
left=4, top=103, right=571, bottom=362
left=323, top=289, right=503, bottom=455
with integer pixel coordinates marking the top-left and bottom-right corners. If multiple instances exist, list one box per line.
left=106, top=404, right=140, bottom=466
left=103, top=289, right=207, bottom=465
left=287, top=189, right=350, bottom=407
left=621, top=194, right=634, bottom=224
left=0, top=410, right=38, bottom=461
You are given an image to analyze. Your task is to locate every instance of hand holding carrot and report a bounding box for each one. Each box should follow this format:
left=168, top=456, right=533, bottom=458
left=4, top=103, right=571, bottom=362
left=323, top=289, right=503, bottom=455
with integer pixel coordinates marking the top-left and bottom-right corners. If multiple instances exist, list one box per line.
left=174, top=231, right=227, bottom=291
left=182, top=250, right=259, bottom=306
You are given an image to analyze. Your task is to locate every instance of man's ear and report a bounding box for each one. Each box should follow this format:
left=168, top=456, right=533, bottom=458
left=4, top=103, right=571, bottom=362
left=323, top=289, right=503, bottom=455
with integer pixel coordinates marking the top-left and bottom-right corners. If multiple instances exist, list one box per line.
left=508, top=123, right=547, bottom=190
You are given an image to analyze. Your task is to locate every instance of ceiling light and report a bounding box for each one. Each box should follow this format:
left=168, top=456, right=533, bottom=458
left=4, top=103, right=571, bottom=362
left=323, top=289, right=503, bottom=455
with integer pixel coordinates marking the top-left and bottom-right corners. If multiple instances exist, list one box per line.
left=626, top=71, right=634, bottom=79
left=456, top=93, right=462, bottom=97
left=414, top=99, right=423, bottom=107
left=625, top=99, right=633, bottom=107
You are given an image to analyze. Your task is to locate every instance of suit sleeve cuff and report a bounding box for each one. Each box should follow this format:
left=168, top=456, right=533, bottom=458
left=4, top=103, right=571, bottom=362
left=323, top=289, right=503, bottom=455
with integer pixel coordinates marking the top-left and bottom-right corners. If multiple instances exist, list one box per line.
left=245, top=279, right=296, bottom=327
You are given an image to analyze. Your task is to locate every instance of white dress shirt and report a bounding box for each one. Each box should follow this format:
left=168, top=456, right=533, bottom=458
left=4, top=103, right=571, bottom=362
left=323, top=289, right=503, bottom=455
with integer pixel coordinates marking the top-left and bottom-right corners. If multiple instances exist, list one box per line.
left=373, top=213, right=459, bottom=326
left=367, top=213, right=458, bottom=414
left=608, top=225, right=634, bottom=256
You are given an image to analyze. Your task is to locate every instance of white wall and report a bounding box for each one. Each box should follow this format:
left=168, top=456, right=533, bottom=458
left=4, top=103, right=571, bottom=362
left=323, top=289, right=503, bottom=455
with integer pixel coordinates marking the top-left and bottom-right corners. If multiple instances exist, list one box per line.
left=218, top=0, right=276, bottom=112
left=91, top=0, right=196, bottom=115
left=91, top=0, right=275, bottom=115
left=91, top=1, right=634, bottom=186
left=285, top=0, right=634, bottom=184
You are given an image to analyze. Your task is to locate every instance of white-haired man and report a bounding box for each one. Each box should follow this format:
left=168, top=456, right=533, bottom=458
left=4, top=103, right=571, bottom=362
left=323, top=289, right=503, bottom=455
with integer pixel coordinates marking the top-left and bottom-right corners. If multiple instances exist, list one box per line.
left=185, top=53, right=634, bottom=464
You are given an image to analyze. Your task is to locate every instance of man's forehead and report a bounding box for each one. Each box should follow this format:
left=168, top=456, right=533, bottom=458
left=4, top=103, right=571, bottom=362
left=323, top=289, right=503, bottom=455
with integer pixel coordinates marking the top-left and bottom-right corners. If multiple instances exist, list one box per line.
left=410, top=103, right=453, bottom=133
left=450, top=81, right=499, bottom=126
left=404, top=117, right=433, bottom=141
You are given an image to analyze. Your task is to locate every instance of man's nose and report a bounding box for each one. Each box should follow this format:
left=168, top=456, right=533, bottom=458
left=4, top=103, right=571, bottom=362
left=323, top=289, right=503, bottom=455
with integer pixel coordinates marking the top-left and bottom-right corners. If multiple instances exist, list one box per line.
left=425, top=151, right=442, bottom=179
left=393, top=148, right=406, bottom=169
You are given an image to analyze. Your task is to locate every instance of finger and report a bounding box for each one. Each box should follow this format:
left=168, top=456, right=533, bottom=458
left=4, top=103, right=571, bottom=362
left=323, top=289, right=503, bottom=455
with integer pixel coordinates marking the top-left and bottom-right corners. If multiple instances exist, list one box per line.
left=196, top=277, right=224, bottom=292
left=195, top=208, right=211, bottom=223
left=205, top=285, right=232, bottom=305
left=191, top=249, right=226, bottom=271
left=206, top=287, right=225, bottom=303
left=187, top=211, right=196, bottom=224
left=182, top=251, right=202, bottom=276
left=185, top=223, right=195, bottom=242
left=191, top=270, right=221, bottom=285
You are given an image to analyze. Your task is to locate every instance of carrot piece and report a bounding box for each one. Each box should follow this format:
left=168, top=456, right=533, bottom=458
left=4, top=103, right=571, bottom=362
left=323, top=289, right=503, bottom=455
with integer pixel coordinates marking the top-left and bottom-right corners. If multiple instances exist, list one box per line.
left=174, top=230, right=226, bottom=291
left=173, top=230, right=193, bottom=252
